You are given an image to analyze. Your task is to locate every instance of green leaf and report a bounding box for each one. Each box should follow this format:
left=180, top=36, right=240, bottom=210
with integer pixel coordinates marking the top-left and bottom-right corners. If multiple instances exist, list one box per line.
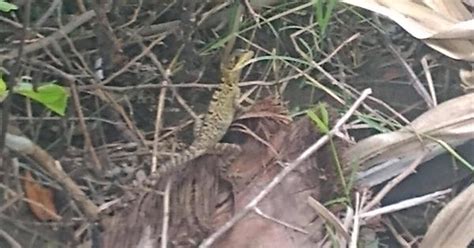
left=318, top=103, right=329, bottom=126
left=0, top=76, right=6, bottom=93
left=0, top=76, right=8, bottom=101
left=14, top=82, right=69, bottom=116
left=357, top=114, right=392, bottom=133
left=307, top=108, right=329, bottom=133
left=0, top=1, right=18, bottom=12
left=313, top=0, right=338, bottom=36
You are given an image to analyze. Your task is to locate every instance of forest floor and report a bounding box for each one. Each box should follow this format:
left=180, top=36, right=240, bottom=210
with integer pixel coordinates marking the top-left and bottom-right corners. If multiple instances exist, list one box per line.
left=0, top=1, right=472, bottom=247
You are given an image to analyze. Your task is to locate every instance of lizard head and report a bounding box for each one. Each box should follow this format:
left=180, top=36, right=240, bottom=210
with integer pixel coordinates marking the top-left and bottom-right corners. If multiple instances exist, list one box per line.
left=222, top=49, right=254, bottom=73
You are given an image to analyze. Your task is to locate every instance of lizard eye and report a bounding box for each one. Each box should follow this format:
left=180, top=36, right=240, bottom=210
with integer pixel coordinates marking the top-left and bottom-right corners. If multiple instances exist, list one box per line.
left=227, top=50, right=254, bottom=70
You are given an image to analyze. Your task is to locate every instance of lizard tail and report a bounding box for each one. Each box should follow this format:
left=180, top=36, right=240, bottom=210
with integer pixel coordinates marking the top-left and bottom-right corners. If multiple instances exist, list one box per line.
left=154, top=147, right=205, bottom=178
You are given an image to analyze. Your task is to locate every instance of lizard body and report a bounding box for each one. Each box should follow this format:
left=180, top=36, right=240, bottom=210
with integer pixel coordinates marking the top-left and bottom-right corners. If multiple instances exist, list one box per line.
left=153, top=50, right=254, bottom=179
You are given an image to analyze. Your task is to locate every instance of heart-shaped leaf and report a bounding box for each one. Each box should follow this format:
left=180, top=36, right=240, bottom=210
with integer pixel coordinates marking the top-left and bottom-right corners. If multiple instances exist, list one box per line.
left=14, top=82, right=69, bottom=116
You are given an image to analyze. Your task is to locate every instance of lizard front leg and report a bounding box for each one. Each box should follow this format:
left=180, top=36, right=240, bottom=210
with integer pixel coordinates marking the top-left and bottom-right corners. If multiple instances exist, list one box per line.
left=193, top=116, right=203, bottom=137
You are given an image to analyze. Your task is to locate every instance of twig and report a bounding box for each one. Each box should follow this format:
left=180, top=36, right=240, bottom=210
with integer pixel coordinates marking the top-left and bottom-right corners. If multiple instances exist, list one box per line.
left=117, top=0, right=143, bottom=29
left=199, top=88, right=372, bottom=247
left=160, top=178, right=172, bottom=248
left=61, top=34, right=147, bottom=146
left=362, top=151, right=427, bottom=212
left=0, top=229, right=21, bottom=248
left=34, top=0, right=61, bottom=28
left=254, top=206, right=308, bottom=234
left=69, top=78, right=103, bottom=172
left=0, top=187, right=22, bottom=213
left=2, top=10, right=96, bottom=61
left=141, top=41, right=198, bottom=172
left=421, top=55, right=437, bottom=106
left=349, top=192, right=361, bottom=248
left=318, top=33, right=360, bottom=66
left=283, top=28, right=412, bottom=126
left=382, top=218, right=412, bottom=247
left=0, top=16, right=23, bottom=29
left=360, top=189, right=452, bottom=219
left=80, top=80, right=279, bottom=91
left=152, top=82, right=168, bottom=173
left=242, top=0, right=262, bottom=27
left=98, top=90, right=148, bottom=146
left=197, top=0, right=232, bottom=27
left=377, top=24, right=434, bottom=108
left=98, top=34, right=167, bottom=87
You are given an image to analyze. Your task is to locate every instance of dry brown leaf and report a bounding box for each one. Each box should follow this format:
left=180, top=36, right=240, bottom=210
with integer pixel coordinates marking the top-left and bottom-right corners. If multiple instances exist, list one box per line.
left=216, top=118, right=325, bottom=248
left=342, top=0, right=474, bottom=61
left=23, top=171, right=60, bottom=221
left=344, top=93, right=474, bottom=187
left=420, top=184, right=474, bottom=248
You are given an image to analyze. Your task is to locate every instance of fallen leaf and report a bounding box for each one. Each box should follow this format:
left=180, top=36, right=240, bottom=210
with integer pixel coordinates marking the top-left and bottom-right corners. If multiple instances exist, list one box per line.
left=23, top=171, right=60, bottom=221
left=342, top=0, right=474, bottom=61
left=420, top=184, right=474, bottom=248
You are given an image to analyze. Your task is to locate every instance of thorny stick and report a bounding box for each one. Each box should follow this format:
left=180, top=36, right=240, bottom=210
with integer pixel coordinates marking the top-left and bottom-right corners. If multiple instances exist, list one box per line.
left=199, top=88, right=373, bottom=247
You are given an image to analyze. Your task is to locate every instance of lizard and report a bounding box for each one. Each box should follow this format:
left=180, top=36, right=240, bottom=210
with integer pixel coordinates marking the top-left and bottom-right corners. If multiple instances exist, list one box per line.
left=151, top=49, right=254, bottom=180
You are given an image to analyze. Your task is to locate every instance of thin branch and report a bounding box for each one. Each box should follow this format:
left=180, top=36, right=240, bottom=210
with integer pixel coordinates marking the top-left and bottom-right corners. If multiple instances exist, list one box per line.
left=98, top=35, right=168, bottom=87
left=2, top=10, right=96, bottom=60
left=362, top=151, right=427, bottom=212
left=254, top=206, right=308, bottom=234
left=360, top=189, right=452, bottom=219
left=160, top=178, right=173, bottom=248
left=0, top=229, right=21, bottom=248
left=1, top=0, right=31, bottom=154
left=349, top=193, right=361, bottom=248
left=152, top=83, right=168, bottom=173
left=421, top=55, right=437, bottom=106
left=69, top=79, right=103, bottom=172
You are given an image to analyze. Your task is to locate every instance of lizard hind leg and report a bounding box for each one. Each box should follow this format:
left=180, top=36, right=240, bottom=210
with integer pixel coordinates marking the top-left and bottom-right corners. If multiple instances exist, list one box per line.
left=154, top=147, right=206, bottom=179
left=208, top=143, right=242, bottom=175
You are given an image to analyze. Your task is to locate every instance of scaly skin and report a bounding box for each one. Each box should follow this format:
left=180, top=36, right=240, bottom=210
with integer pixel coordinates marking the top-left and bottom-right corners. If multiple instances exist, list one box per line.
left=153, top=50, right=254, bottom=179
